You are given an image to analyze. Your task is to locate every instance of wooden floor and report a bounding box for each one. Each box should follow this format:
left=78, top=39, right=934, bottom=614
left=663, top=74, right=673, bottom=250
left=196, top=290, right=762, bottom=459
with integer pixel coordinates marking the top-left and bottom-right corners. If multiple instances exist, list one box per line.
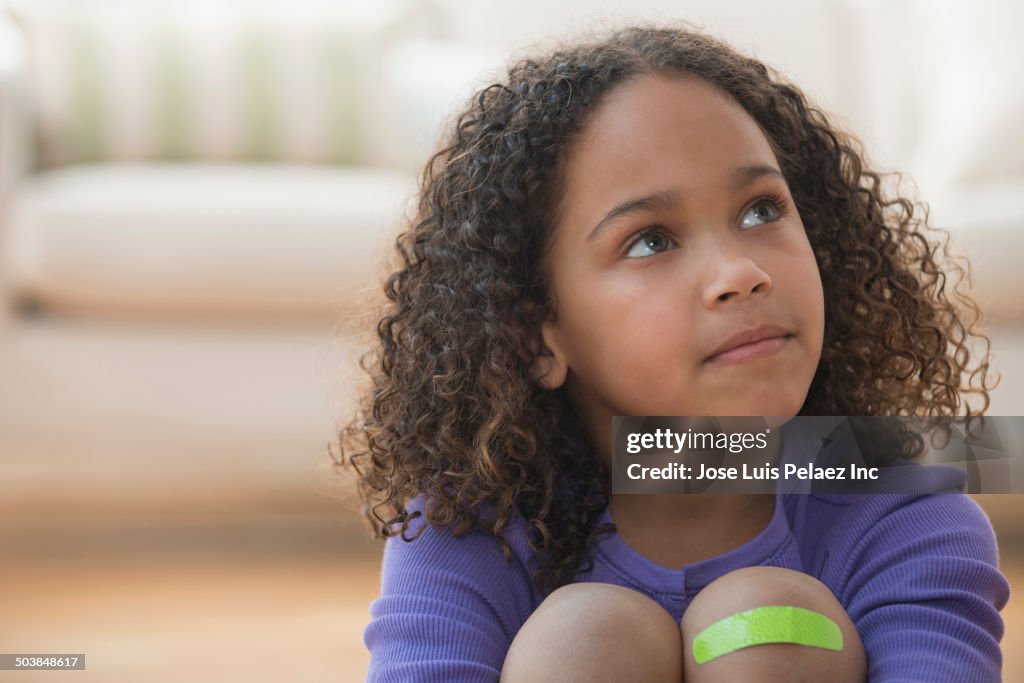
left=1, top=493, right=1021, bottom=681
left=0, top=555, right=380, bottom=682
left=0, top=551, right=1021, bottom=681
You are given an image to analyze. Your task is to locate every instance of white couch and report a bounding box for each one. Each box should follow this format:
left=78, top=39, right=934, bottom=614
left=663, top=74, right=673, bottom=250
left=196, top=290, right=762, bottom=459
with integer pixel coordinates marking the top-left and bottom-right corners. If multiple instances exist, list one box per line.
left=0, top=2, right=423, bottom=509
left=1, top=0, right=1021, bottom=517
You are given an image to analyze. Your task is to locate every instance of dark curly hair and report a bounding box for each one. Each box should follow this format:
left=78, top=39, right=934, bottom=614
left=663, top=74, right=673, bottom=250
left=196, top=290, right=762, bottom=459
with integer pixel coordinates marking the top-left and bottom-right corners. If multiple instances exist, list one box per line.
left=334, top=25, right=995, bottom=595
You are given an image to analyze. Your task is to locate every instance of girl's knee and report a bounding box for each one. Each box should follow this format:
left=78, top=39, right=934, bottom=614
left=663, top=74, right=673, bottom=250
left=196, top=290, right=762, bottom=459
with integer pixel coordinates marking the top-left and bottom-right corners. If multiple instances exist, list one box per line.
left=681, top=567, right=865, bottom=682
left=684, top=566, right=841, bottom=620
left=502, top=582, right=682, bottom=682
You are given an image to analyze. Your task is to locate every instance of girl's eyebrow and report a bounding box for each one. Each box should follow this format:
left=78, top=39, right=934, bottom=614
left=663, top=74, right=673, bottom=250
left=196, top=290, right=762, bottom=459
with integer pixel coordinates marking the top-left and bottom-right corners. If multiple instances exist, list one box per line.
left=585, top=163, right=786, bottom=242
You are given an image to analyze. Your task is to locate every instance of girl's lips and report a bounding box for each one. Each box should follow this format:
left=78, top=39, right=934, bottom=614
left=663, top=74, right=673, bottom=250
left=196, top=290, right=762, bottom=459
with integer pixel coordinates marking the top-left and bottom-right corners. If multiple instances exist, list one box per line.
left=705, top=334, right=792, bottom=365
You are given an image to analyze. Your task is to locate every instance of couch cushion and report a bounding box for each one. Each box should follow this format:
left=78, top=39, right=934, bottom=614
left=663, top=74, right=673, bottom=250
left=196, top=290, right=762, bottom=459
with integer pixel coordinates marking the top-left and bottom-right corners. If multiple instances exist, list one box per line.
left=907, top=0, right=1024, bottom=195
left=0, top=164, right=416, bottom=323
left=8, top=0, right=407, bottom=167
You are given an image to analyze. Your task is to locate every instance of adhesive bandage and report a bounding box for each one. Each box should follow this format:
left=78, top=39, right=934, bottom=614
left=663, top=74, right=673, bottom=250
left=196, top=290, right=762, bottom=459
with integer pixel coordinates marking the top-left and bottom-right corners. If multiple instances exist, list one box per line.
left=692, top=606, right=843, bottom=664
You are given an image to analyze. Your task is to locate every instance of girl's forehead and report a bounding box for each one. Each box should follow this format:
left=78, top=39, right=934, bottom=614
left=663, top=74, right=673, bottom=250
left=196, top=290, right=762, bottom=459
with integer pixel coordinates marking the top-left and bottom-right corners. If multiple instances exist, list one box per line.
left=573, top=73, right=776, bottom=173
left=557, top=74, right=781, bottom=232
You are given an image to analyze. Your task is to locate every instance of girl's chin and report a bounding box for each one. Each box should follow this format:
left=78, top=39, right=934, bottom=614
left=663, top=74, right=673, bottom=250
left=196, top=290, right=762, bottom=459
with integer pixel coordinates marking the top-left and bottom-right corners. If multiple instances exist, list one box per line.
left=625, top=388, right=809, bottom=418
left=693, top=402, right=803, bottom=418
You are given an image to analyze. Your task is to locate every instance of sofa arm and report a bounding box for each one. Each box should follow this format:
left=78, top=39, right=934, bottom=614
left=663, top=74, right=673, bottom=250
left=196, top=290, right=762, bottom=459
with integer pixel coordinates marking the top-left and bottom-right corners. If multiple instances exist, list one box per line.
left=0, top=11, right=31, bottom=212
left=0, top=10, right=32, bottom=329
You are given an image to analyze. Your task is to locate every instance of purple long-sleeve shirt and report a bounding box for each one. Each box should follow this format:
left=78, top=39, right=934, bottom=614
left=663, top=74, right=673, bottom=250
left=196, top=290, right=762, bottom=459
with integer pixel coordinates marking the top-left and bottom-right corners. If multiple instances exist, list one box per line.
left=364, top=468, right=1009, bottom=682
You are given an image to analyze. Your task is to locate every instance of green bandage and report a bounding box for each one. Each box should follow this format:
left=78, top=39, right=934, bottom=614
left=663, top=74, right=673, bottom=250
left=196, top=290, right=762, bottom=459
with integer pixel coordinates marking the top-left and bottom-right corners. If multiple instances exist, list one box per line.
left=692, top=606, right=843, bottom=664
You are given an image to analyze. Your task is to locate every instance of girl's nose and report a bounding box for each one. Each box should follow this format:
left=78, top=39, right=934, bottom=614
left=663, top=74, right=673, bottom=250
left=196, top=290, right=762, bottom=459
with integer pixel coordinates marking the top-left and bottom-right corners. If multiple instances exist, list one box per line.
left=700, top=242, right=772, bottom=308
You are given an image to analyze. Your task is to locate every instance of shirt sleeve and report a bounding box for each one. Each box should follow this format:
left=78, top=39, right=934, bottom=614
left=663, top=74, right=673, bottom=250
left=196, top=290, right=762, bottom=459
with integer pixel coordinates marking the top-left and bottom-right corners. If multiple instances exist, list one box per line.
left=363, top=504, right=537, bottom=683
left=834, top=493, right=1010, bottom=683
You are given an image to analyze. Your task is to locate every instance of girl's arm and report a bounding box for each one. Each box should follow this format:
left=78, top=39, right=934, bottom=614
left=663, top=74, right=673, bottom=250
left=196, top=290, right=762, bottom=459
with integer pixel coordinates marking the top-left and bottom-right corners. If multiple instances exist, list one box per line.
left=364, top=500, right=537, bottom=682
left=833, top=492, right=1009, bottom=682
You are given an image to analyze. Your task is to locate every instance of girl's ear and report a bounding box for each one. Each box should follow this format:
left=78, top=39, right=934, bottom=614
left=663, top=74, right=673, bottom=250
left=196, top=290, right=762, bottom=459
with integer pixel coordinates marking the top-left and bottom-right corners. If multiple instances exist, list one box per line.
left=530, top=317, right=569, bottom=390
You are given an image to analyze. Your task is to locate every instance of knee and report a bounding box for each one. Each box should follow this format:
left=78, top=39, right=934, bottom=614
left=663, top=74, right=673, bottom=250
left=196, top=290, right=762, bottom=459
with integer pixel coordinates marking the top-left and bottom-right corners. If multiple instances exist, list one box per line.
left=502, top=582, right=682, bottom=683
left=681, top=567, right=865, bottom=682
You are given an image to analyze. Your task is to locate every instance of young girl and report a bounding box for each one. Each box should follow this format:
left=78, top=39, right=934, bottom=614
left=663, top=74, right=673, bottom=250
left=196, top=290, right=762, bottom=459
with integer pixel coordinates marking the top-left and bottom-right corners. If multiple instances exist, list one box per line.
left=339, top=25, right=1009, bottom=682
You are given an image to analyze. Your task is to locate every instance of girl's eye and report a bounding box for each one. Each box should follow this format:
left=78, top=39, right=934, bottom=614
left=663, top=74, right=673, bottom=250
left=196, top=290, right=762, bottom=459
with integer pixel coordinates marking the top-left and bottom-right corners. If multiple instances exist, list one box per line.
left=740, top=197, right=784, bottom=229
left=623, top=195, right=786, bottom=258
left=625, top=229, right=676, bottom=258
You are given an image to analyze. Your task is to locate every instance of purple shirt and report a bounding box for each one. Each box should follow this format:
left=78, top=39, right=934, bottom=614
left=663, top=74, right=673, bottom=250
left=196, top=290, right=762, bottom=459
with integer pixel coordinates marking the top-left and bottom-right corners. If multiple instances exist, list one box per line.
left=365, top=468, right=1009, bottom=682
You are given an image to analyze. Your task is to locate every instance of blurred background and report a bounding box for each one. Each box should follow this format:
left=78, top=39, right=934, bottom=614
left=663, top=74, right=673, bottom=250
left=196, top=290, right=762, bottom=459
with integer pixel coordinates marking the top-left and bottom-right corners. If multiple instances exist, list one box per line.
left=0, top=0, right=1021, bottom=680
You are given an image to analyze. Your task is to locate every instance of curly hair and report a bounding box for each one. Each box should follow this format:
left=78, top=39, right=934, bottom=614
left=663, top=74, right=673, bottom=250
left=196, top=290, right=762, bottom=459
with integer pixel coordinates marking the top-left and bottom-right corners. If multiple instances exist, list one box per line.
left=335, top=25, right=995, bottom=595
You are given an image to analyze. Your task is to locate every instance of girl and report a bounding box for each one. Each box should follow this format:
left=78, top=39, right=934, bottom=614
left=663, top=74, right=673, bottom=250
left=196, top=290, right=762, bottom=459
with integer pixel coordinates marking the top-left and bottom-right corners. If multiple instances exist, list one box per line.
left=338, top=25, right=1009, bottom=682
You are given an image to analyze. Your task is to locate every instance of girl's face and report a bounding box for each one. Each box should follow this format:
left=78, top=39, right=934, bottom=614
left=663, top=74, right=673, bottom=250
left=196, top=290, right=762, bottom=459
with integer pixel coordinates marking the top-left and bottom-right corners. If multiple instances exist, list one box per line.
left=535, top=73, right=825, bottom=449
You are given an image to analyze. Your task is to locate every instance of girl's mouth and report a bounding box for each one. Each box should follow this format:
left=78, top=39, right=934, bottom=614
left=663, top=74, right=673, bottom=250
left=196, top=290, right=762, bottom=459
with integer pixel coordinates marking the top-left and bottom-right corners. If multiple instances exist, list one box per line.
left=706, top=335, right=792, bottom=365
left=705, top=325, right=794, bottom=365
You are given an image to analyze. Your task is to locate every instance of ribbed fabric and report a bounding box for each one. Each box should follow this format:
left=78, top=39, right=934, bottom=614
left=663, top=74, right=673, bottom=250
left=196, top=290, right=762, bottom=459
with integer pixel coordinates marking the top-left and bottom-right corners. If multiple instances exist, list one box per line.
left=365, top=467, right=1009, bottom=682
